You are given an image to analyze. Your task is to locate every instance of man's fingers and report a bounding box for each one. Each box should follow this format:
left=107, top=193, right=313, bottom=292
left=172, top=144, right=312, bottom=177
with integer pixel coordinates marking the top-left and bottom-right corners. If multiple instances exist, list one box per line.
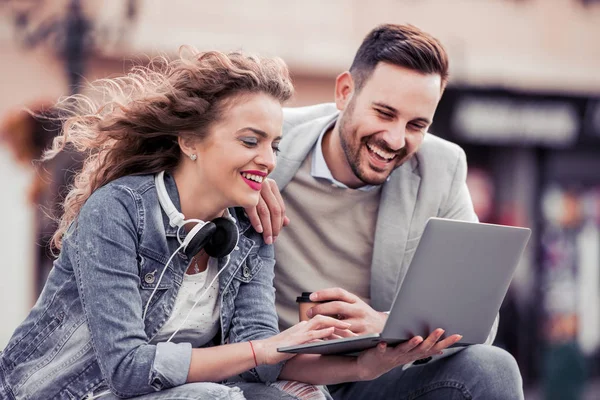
left=260, top=181, right=283, bottom=239
left=431, top=334, right=462, bottom=353
left=310, top=287, right=358, bottom=304
left=244, top=207, right=263, bottom=234
left=395, top=336, right=424, bottom=353
left=267, top=179, right=287, bottom=236
left=416, top=328, right=445, bottom=352
left=247, top=178, right=289, bottom=242
left=308, top=301, right=354, bottom=319
left=255, top=196, right=273, bottom=244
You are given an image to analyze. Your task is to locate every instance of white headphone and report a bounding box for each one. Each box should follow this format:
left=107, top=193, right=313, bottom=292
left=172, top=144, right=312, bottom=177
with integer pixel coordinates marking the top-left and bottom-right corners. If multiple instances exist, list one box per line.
left=142, top=171, right=239, bottom=321
left=154, top=171, right=239, bottom=254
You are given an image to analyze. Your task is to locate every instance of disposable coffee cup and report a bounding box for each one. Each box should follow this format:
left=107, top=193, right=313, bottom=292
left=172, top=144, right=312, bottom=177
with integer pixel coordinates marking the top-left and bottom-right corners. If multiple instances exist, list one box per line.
left=296, top=292, right=323, bottom=322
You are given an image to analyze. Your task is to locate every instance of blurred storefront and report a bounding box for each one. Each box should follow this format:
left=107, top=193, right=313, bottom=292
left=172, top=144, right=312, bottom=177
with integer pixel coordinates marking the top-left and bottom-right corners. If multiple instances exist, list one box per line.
left=430, top=87, right=600, bottom=397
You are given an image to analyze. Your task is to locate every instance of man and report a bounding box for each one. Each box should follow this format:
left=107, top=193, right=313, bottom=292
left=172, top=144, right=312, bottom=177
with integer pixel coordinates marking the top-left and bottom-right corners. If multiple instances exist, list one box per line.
left=247, top=24, right=523, bottom=399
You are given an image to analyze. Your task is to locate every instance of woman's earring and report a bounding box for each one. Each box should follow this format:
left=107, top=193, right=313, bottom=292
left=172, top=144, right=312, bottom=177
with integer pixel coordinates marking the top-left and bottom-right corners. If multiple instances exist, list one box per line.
left=189, top=154, right=197, bottom=161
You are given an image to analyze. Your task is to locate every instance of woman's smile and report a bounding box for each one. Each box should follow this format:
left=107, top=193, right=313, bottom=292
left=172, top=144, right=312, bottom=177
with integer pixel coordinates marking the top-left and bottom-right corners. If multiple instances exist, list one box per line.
left=241, top=170, right=267, bottom=191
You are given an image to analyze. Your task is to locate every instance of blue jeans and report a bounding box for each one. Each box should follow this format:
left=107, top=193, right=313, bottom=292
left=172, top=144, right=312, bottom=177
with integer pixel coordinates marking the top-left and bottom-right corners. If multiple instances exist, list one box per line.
left=99, top=381, right=302, bottom=400
left=99, top=380, right=333, bottom=400
left=328, top=345, right=524, bottom=400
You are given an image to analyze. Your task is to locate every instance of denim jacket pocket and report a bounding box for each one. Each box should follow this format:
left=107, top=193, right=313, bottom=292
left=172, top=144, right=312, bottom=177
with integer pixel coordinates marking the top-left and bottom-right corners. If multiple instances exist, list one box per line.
left=223, top=252, right=266, bottom=307
left=232, top=253, right=264, bottom=284
left=138, top=249, right=175, bottom=312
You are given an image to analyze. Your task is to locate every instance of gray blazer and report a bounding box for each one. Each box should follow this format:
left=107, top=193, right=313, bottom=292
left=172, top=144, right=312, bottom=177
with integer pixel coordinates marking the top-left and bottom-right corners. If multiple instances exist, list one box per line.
left=272, top=103, right=497, bottom=343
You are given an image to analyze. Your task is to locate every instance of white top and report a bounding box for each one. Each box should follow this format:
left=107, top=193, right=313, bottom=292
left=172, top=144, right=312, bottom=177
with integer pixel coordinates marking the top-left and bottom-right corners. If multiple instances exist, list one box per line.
left=151, top=257, right=221, bottom=347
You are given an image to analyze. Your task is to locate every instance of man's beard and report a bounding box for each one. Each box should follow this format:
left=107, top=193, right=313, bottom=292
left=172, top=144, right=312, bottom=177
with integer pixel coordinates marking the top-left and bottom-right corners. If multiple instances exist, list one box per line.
left=338, top=112, right=407, bottom=186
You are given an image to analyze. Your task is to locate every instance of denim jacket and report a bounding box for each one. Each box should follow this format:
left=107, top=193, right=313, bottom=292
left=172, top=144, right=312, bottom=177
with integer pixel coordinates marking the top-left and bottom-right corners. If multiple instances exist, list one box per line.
left=0, top=173, right=282, bottom=399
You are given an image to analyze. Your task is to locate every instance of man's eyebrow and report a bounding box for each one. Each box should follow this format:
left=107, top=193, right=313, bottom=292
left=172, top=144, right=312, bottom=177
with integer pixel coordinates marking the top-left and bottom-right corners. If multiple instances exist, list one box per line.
left=237, top=127, right=282, bottom=141
left=373, top=102, right=431, bottom=125
left=412, top=117, right=431, bottom=125
left=373, top=102, right=398, bottom=114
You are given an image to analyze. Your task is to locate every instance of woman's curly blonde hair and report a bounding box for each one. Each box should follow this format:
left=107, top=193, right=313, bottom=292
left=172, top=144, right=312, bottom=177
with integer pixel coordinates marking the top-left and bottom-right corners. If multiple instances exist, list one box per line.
left=45, top=48, right=293, bottom=250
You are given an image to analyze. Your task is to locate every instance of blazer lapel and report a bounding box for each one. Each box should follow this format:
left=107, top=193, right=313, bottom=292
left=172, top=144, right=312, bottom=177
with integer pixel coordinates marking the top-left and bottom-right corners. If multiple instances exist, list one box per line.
left=271, top=113, right=338, bottom=191
left=370, top=158, right=421, bottom=311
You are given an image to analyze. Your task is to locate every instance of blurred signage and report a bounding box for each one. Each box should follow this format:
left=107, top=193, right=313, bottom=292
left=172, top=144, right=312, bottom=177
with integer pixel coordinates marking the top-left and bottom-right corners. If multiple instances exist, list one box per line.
left=583, top=99, right=600, bottom=139
left=432, top=88, right=594, bottom=148
left=452, top=96, right=579, bottom=147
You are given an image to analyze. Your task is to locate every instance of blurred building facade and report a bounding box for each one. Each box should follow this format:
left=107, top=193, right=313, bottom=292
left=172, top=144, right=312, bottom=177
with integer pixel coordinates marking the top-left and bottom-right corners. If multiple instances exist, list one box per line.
left=0, top=0, right=599, bottom=396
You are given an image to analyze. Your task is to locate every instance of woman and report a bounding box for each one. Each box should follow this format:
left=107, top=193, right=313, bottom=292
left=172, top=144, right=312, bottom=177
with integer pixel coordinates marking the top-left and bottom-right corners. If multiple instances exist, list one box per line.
left=0, top=49, right=437, bottom=400
left=0, top=49, right=341, bottom=400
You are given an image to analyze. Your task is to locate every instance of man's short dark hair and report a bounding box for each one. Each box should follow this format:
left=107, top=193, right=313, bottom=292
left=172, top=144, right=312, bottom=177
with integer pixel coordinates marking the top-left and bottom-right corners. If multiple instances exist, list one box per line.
left=350, top=24, right=449, bottom=91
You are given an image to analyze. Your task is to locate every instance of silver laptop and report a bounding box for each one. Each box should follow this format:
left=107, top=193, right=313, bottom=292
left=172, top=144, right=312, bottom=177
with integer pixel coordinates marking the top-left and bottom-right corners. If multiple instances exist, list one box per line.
left=278, top=217, right=531, bottom=358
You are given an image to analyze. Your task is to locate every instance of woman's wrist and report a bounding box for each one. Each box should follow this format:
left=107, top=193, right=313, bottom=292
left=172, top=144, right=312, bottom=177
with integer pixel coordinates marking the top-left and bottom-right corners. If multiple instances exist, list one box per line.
left=248, top=341, right=259, bottom=368
left=251, top=339, right=268, bottom=365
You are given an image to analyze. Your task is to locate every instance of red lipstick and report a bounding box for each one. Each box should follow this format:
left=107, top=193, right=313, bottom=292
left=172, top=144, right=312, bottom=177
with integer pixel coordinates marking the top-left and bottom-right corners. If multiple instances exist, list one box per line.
left=241, top=170, right=267, bottom=191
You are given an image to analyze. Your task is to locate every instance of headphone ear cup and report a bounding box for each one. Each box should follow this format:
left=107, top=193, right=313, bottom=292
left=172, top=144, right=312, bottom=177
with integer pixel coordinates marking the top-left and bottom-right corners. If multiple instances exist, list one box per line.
left=183, top=222, right=217, bottom=259
left=204, top=217, right=239, bottom=258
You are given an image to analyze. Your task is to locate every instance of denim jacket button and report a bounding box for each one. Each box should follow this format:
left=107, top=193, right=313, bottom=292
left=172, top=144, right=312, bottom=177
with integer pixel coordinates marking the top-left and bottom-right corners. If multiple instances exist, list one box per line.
left=242, top=266, right=250, bottom=278
left=144, top=273, right=156, bottom=284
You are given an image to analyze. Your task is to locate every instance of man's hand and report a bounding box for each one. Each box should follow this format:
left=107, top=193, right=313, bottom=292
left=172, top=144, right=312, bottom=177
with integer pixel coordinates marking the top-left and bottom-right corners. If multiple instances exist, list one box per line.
left=307, top=288, right=387, bottom=335
left=356, top=329, right=463, bottom=381
left=244, top=178, right=290, bottom=244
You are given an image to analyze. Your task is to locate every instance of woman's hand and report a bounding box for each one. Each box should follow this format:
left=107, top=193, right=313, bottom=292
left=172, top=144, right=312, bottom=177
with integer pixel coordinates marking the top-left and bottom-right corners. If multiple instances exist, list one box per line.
left=356, top=329, right=463, bottom=381
left=252, top=315, right=353, bottom=365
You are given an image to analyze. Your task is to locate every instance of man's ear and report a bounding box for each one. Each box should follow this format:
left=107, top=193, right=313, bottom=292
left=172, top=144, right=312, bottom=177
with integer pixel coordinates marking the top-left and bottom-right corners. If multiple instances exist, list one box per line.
left=177, top=136, right=197, bottom=158
left=334, top=71, right=355, bottom=111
